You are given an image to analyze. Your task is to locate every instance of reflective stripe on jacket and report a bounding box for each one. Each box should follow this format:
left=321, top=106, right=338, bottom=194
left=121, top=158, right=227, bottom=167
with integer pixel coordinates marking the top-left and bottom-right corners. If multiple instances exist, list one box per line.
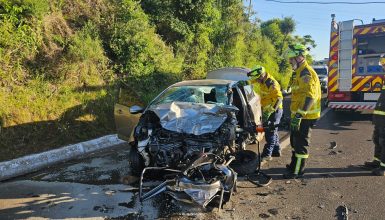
left=290, top=61, right=321, bottom=119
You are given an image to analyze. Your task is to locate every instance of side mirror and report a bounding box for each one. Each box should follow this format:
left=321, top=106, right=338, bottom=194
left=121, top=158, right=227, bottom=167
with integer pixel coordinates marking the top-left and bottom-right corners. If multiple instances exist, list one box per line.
left=130, top=105, right=144, bottom=114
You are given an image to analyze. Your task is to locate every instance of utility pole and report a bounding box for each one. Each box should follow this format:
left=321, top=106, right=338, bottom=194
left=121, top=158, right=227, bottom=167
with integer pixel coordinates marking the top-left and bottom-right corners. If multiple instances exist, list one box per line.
left=248, top=0, right=252, bottom=19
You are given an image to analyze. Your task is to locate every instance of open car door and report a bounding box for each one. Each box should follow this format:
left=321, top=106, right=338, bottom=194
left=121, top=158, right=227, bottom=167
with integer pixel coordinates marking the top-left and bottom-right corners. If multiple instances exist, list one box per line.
left=207, top=67, right=263, bottom=141
left=241, top=85, right=264, bottom=141
left=114, top=84, right=143, bottom=142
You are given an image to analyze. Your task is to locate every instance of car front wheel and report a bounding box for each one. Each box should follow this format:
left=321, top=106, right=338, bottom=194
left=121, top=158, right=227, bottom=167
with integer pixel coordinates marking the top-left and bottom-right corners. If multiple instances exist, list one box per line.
left=128, top=148, right=145, bottom=176
left=229, top=150, right=259, bottom=176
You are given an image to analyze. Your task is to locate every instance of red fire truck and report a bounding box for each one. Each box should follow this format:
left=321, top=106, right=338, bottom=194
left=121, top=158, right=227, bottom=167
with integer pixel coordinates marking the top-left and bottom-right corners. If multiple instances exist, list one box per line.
left=328, top=14, right=385, bottom=110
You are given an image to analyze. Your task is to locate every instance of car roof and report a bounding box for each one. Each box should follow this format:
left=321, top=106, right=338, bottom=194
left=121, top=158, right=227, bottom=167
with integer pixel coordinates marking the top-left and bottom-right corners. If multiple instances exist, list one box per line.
left=207, top=67, right=251, bottom=81
left=171, top=79, right=234, bottom=87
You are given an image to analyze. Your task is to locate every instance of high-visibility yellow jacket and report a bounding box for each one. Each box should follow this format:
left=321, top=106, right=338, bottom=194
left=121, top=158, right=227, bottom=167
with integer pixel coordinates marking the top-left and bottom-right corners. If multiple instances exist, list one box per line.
left=249, top=73, right=283, bottom=112
left=291, top=61, right=321, bottom=119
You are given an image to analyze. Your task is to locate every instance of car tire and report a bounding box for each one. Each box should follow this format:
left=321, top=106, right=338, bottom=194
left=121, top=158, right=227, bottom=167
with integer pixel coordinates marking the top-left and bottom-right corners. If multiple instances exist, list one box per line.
left=128, top=148, right=145, bottom=176
left=229, top=150, right=259, bottom=176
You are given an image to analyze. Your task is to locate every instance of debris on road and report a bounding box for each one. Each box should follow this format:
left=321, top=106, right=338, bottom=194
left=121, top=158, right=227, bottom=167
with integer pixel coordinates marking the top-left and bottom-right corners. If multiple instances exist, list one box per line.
left=336, top=205, right=349, bottom=220
left=330, top=141, right=337, bottom=149
left=256, top=192, right=270, bottom=197
left=329, top=150, right=338, bottom=155
left=268, top=208, right=279, bottom=215
left=259, top=213, right=270, bottom=218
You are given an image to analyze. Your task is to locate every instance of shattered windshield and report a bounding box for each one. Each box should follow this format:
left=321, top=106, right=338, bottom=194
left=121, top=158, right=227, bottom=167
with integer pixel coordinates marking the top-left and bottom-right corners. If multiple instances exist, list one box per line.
left=152, top=85, right=229, bottom=106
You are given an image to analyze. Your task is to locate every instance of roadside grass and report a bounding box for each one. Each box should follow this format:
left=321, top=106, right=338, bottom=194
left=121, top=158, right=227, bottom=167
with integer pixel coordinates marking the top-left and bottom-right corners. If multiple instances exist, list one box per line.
left=0, top=81, right=117, bottom=162
left=0, top=3, right=117, bottom=162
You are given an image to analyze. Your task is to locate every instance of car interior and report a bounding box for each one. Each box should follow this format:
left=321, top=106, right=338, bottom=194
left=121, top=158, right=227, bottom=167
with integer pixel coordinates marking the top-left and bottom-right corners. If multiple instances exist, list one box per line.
left=231, top=87, right=245, bottom=127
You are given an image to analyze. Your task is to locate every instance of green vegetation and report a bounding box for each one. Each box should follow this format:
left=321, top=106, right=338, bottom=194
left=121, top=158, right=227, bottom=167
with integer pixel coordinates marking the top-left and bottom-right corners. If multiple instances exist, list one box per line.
left=260, top=17, right=316, bottom=88
left=0, top=0, right=315, bottom=161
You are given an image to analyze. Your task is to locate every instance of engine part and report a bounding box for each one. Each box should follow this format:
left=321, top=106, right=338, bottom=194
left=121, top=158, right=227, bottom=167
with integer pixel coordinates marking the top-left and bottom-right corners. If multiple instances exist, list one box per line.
left=139, top=154, right=237, bottom=209
left=143, top=122, right=236, bottom=169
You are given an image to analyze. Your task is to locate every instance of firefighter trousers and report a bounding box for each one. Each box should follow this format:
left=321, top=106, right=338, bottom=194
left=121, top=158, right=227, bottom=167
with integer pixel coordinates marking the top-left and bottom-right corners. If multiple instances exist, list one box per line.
left=263, top=108, right=283, bottom=156
left=287, top=119, right=317, bottom=175
left=290, top=119, right=317, bottom=155
left=373, top=125, right=385, bottom=163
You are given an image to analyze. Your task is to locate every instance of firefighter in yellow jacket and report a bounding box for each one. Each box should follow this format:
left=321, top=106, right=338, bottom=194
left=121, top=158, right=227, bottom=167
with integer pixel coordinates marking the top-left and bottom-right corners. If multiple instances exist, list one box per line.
left=284, top=44, right=321, bottom=179
left=363, top=54, right=385, bottom=176
left=246, top=65, right=283, bottom=161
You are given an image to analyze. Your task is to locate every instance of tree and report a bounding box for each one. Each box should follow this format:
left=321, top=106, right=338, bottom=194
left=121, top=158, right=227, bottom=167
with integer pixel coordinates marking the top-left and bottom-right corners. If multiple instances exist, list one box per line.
left=279, top=17, right=296, bottom=54
left=261, top=19, right=284, bottom=49
left=291, top=35, right=317, bottom=48
left=261, top=17, right=296, bottom=56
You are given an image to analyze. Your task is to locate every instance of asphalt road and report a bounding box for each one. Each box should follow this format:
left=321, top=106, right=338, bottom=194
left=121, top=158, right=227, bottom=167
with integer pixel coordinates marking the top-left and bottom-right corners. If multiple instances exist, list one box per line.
left=2, top=94, right=384, bottom=219
left=219, top=109, right=384, bottom=220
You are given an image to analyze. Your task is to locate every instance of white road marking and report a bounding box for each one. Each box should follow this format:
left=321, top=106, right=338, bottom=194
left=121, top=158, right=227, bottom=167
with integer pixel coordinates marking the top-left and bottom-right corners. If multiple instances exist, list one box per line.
left=320, top=107, right=332, bottom=119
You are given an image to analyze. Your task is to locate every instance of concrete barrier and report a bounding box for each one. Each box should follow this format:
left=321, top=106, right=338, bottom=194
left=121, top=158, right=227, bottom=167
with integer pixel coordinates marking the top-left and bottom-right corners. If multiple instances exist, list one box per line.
left=0, top=134, right=126, bottom=181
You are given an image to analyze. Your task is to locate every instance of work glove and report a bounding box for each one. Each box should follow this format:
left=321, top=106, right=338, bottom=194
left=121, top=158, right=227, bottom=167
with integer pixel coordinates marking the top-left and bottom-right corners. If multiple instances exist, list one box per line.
left=262, top=111, right=272, bottom=123
left=290, top=113, right=303, bottom=132
left=262, top=106, right=275, bottom=122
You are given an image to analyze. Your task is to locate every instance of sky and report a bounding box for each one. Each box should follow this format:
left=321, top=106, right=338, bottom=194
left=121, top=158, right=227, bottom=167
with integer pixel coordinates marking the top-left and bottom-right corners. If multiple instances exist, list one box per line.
left=245, top=0, right=385, bottom=60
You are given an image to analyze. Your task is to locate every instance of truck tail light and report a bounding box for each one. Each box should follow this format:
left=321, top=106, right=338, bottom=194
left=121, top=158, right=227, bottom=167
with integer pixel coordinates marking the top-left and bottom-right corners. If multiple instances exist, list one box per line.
left=332, top=54, right=338, bottom=61
left=328, top=91, right=352, bottom=101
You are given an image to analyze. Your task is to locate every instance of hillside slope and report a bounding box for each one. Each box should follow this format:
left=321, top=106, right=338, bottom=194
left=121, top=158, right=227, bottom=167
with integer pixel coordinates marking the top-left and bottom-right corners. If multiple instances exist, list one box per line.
left=0, top=0, right=302, bottom=161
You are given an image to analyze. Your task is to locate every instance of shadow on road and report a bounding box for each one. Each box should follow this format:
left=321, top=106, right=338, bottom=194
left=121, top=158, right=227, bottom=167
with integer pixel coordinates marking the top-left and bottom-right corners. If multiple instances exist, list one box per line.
left=0, top=180, right=140, bottom=219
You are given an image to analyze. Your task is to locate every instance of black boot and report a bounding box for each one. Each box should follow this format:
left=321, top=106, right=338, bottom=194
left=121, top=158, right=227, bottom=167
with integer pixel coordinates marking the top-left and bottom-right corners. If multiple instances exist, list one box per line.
left=364, top=160, right=380, bottom=169
left=285, top=151, right=296, bottom=170
left=272, top=150, right=281, bottom=157
left=372, top=165, right=385, bottom=176
left=283, top=153, right=308, bottom=179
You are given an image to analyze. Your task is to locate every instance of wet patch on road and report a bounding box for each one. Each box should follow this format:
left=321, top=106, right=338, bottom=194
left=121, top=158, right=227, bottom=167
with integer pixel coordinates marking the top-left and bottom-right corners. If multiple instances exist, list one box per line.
left=29, top=148, right=131, bottom=185
left=0, top=181, right=139, bottom=219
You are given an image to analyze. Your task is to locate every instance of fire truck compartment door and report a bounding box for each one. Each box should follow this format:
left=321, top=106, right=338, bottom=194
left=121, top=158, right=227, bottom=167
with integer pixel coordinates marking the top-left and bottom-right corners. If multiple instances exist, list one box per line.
left=338, top=20, right=354, bottom=91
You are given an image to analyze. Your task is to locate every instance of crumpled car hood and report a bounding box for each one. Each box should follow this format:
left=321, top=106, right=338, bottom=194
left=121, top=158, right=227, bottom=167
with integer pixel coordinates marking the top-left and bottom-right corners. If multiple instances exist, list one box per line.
left=148, top=102, right=238, bottom=135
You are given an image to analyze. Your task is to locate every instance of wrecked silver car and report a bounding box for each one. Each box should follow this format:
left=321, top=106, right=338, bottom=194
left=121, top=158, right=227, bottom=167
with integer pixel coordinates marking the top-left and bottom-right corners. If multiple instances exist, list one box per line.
left=114, top=68, right=264, bottom=207
left=123, top=79, right=262, bottom=173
